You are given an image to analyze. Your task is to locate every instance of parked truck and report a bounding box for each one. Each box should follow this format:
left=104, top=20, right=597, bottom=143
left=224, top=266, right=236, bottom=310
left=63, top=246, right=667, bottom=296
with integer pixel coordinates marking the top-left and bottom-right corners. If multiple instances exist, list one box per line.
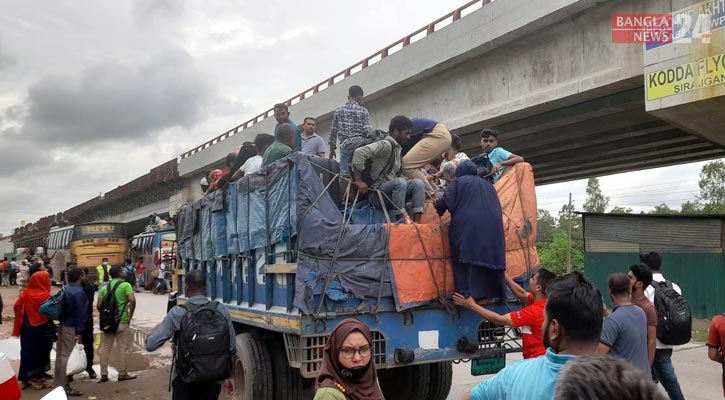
left=174, top=154, right=539, bottom=399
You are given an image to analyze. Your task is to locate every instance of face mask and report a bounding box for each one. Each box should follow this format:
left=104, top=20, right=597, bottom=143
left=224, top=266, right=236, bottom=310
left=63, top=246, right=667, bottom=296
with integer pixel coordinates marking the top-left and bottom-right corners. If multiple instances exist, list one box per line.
left=339, top=366, right=367, bottom=380
left=102, top=262, right=108, bottom=266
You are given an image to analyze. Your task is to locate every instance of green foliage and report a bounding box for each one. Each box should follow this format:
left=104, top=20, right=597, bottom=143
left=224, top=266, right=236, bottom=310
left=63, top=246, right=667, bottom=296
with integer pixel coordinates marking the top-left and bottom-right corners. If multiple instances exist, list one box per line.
left=538, top=228, right=584, bottom=274
left=680, top=200, right=703, bottom=214
left=583, top=178, right=609, bottom=213
left=609, top=206, right=633, bottom=214
left=537, top=209, right=556, bottom=244
left=649, top=203, right=678, bottom=215
left=697, top=160, right=725, bottom=209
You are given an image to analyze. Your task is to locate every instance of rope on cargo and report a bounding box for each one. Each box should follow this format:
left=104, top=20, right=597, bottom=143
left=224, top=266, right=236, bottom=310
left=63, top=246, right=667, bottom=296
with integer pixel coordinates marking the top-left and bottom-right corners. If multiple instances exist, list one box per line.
left=287, top=160, right=457, bottom=317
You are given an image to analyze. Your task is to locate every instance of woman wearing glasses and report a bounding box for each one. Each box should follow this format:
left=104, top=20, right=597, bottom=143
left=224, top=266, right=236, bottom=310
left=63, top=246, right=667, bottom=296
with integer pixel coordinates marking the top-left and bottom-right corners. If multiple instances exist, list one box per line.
left=314, top=319, right=384, bottom=400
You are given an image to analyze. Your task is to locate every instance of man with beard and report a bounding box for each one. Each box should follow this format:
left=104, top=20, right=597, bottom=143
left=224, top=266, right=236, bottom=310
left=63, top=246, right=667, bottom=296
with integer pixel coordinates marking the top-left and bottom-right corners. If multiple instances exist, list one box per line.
left=463, top=272, right=603, bottom=400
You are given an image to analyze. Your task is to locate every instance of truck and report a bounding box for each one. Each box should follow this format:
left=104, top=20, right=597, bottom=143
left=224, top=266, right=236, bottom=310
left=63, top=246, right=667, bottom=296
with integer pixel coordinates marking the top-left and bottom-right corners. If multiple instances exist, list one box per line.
left=174, top=154, right=539, bottom=399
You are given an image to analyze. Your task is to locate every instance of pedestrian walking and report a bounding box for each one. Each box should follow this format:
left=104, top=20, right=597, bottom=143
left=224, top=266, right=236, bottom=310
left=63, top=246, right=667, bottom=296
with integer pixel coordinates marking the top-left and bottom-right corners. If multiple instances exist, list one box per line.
left=146, top=270, right=236, bottom=400
left=706, top=312, right=725, bottom=398
left=54, top=268, right=87, bottom=396
left=80, top=268, right=97, bottom=378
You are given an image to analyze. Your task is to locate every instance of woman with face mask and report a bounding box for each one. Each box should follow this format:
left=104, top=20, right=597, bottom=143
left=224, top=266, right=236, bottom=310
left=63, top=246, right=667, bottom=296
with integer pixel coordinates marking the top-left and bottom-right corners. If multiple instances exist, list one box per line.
left=314, top=319, right=384, bottom=400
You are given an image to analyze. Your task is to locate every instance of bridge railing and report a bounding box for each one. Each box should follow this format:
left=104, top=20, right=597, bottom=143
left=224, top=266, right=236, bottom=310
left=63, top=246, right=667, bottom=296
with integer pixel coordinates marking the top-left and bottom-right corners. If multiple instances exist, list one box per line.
left=179, top=0, right=492, bottom=161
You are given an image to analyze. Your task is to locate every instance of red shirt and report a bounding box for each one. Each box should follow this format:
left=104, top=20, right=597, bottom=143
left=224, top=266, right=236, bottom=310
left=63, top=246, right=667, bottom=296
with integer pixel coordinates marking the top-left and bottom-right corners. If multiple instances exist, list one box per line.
left=706, top=314, right=725, bottom=397
left=633, top=295, right=657, bottom=327
left=509, top=293, right=547, bottom=359
left=134, top=262, right=143, bottom=274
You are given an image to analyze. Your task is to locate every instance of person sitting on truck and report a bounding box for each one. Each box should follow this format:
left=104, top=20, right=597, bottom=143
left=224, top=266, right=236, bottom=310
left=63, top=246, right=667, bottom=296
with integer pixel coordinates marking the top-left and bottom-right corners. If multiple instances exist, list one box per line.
left=233, top=133, right=276, bottom=179
left=351, top=115, right=426, bottom=223
left=263, top=123, right=297, bottom=166
left=436, top=160, right=507, bottom=301
left=463, top=272, right=603, bottom=400
left=314, top=318, right=384, bottom=400
left=428, top=134, right=469, bottom=183
left=453, top=266, right=556, bottom=359
left=470, top=128, right=524, bottom=183
left=400, top=118, right=452, bottom=197
left=217, top=144, right=257, bottom=188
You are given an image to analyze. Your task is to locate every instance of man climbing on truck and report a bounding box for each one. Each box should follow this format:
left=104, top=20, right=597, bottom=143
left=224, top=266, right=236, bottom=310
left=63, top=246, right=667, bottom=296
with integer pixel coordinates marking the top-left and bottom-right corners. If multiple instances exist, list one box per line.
left=453, top=268, right=556, bottom=359
left=471, top=128, right=524, bottom=183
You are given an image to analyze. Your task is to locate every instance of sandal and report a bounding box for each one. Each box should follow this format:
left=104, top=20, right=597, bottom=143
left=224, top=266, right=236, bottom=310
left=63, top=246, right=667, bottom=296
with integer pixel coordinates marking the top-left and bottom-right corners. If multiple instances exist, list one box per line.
left=20, top=381, right=32, bottom=390
left=64, top=386, right=83, bottom=397
left=31, top=379, right=53, bottom=390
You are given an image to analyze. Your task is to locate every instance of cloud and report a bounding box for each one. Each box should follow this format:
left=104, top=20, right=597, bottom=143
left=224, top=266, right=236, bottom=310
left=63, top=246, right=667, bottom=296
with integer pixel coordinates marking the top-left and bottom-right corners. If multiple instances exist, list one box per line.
left=0, top=35, right=17, bottom=70
left=14, top=48, right=214, bottom=147
left=132, top=0, right=186, bottom=24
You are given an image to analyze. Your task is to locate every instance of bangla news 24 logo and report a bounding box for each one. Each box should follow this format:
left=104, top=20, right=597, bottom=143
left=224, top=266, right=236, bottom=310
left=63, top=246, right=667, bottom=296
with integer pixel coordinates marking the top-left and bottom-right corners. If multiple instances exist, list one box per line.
left=611, top=13, right=713, bottom=44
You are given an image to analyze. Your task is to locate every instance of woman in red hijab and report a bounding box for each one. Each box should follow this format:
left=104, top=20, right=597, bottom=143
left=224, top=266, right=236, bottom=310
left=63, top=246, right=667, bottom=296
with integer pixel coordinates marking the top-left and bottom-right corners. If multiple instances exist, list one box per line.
left=13, top=271, right=55, bottom=390
left=314, top=319, right=384, bottom=400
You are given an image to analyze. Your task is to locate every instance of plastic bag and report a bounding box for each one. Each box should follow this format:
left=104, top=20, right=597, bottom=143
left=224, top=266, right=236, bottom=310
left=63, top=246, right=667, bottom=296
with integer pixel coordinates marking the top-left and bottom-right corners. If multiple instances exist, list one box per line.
left=66, top=344, right=87, bottom=376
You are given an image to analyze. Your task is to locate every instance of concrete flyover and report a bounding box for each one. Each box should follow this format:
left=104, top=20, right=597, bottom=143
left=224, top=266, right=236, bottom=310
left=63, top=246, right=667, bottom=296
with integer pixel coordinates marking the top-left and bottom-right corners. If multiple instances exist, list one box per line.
left=178, top=0, right=725, bottom=189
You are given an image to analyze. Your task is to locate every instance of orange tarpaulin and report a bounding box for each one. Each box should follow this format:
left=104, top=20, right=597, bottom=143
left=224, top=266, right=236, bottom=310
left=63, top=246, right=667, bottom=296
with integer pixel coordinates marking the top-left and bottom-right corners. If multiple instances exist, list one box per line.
left=389, top=163, right=539, bottom=307
left=386, top=223, right=455, bottom=310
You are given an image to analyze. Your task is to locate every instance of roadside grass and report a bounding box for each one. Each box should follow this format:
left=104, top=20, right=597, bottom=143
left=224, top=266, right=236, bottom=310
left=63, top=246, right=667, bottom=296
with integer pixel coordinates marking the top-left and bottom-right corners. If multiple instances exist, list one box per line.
left=691, top=328, right=709, bottom=342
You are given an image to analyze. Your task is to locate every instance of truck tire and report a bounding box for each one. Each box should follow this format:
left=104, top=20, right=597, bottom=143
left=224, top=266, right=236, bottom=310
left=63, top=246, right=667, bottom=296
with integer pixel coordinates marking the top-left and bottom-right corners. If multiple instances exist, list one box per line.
left=425, top=361, right=453, bottom=400
left=267, top=336, right=303, bottom=400
left=378, top=364, right=430, bottom=399
left=234, top=333, right=273, bottom=400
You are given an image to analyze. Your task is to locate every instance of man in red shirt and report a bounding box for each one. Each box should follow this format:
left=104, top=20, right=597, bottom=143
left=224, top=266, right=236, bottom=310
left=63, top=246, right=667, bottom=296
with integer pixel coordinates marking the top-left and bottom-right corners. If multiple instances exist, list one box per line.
left=628, top=263, right=658, bottom=365
left=707, top=313, right=725, bottom=398
left=454, top=268, right=556, bottom=359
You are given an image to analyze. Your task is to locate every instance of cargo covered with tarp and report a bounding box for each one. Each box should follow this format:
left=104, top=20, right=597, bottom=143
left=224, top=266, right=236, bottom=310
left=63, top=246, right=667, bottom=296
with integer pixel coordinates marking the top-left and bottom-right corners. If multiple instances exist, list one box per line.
left=175, top=154, right=538, bottom=314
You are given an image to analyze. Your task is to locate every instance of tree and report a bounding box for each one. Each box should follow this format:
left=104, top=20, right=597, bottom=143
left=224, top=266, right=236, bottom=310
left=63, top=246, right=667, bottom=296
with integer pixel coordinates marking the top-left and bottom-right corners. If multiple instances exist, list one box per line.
left=537, top=209, right=556, bottom=244
left=609, top=206, right=633, bottom=214
left=649, top=203, right=678, bottom=215
left=680, top=200, right=702, bottom=214
left=583, top=178, right=609, bottom=213
left=697, top=160, right=725, bottom=214
left=538, top=229, right=584, bottom=274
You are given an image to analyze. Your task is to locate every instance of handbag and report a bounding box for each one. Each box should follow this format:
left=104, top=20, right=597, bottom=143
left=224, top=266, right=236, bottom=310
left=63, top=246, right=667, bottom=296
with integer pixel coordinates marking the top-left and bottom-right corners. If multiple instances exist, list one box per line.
left=40, top=289, right=64, bottom=319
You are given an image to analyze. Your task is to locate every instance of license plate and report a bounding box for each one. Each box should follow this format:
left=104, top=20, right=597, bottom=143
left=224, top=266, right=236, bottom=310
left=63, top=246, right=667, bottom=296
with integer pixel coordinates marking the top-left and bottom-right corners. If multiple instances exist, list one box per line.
left=470, top=348, right=506, bottom=376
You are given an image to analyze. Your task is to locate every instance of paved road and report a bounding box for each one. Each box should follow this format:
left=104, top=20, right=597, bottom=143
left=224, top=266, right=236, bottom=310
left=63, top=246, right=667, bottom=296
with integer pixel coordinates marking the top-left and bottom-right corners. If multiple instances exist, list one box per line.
left=131, top=293, right=721, bottom=400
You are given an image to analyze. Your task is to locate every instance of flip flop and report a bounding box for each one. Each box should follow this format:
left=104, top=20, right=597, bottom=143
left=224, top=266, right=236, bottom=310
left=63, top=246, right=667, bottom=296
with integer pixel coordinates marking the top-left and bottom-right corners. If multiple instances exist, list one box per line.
left=31, top=381, right=53, bottom=390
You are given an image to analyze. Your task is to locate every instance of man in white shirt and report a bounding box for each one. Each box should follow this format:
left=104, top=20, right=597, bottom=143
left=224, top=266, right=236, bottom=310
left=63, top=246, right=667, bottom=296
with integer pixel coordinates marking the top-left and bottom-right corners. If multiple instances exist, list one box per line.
left=642, top=251, right=685, bottom=400
left=233, top=133, right=275, bottom=179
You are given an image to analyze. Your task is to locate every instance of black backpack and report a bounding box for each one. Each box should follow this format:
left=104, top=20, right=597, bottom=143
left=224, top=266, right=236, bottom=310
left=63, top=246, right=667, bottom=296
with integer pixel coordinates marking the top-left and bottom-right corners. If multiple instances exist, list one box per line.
left=174, top=301, right=232, bottom=384
left=99, top=280, right=126, bottom=333
left=351, top=137, right=397, bottom=186
left=652, top=280, right=692, bottom=345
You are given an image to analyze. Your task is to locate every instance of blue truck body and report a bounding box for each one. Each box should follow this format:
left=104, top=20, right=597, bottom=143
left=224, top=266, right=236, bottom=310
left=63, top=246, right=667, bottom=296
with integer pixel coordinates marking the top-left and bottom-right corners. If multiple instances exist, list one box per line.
left=175, top=154, right=524, bottom=398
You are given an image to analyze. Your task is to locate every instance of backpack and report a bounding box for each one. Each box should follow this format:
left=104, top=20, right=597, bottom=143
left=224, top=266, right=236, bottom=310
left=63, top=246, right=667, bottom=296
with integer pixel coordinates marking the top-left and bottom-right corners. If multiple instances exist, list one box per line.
left=174, top=301, right=232, bottom=384
left=40, top=289, right=64, bottom=319
left=99, top=280, right=126, bottom=333
left=124, top=265, right=136, bottom=286
left=651, top=280, right=692, bottom=345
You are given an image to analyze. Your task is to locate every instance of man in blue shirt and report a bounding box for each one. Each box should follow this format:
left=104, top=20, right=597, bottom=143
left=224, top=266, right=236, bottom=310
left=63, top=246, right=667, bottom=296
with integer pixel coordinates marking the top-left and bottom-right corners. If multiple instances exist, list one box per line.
left=402, top=118, right=452, bottom=196
left=464, top=272, right=603, bottom=400
left=146, top=269, right=236, bottom=400
left=473, top=128, right=524, bottom=183
left=598, top=273, right=650, bottom=374
left=273, top=103, right=302, bottom=151
left=54, top=268, right=87, bottom=396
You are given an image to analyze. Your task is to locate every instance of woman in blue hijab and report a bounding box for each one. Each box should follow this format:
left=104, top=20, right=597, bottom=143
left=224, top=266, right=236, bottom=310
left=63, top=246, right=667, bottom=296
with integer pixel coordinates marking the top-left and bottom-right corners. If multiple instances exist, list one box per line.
left=434, top=160, right=506, bottom=300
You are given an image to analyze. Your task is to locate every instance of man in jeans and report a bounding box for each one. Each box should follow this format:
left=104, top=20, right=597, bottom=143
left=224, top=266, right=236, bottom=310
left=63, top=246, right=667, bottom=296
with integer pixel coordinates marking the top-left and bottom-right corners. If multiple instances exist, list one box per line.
left=55, top=268, right=87, bottom=396
left=642, top=251, right=685, bottom=400
left=97, top=266, right=136, bottom=382
left=328, top=85, right=373, bottom=176
left=351, top=115, right=425, bottom=223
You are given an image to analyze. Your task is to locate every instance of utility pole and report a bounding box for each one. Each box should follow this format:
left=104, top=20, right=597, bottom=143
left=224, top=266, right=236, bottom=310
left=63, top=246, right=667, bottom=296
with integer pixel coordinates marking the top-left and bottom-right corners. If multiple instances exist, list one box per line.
left=567, top=192, right=572, bottom=273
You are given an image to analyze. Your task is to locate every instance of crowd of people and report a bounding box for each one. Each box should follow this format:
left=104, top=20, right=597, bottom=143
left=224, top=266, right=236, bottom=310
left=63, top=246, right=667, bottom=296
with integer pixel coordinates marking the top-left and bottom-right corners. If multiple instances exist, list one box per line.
left=9, top=260, right=138, bottom=397
left=197, top=85, right=524, bottom=225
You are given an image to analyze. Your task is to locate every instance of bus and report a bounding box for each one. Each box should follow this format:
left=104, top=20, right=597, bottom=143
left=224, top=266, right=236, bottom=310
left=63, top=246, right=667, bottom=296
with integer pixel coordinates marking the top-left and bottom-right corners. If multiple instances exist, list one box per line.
left=130, top=229, right=176, bottom=288
left=47, top=225, right=74, bottom=283
left=70, top=223, right=128, bottom=282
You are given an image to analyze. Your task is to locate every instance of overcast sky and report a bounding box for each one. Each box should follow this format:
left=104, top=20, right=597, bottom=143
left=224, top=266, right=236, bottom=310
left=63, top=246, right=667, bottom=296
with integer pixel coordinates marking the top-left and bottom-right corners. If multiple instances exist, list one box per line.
left=0, top=0, right=719, bottom=235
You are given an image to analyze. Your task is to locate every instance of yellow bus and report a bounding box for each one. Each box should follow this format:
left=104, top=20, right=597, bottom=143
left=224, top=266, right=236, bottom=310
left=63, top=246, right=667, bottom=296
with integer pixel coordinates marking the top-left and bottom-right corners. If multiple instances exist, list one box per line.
left=70, top=223, right=128, bottom=282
